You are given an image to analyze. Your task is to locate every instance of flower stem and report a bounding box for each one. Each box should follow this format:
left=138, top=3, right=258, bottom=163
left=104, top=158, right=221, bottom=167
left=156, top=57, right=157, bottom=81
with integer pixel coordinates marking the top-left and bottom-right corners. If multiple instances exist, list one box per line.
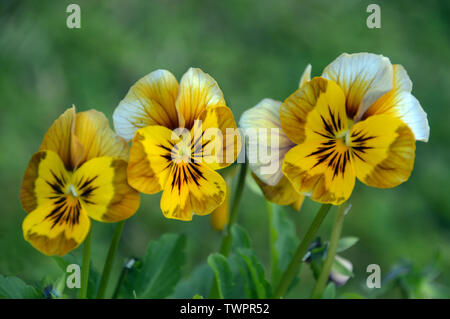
left=311, top=203, right=347, bottom=299
left=96, top=221, right=125, bottom=299
left=273, top=203, right=332, bottom=299
left=112, top=258, right=136, bottom=299
left=209, top=161, right=247, bottom=298
left=218, top=161, right=248, bottom=257
left=78, top=229, right=92, bottom=299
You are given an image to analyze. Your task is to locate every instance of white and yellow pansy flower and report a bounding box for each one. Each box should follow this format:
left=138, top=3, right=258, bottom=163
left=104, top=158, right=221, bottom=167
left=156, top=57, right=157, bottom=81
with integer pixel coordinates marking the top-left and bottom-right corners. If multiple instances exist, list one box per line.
left=20, top=107, right=140, bottom=256
left=113, top=68, right=241, bottom=221
left=239, top=65, right=312, bottom=210
left=280, top=53, right=429, bottom=205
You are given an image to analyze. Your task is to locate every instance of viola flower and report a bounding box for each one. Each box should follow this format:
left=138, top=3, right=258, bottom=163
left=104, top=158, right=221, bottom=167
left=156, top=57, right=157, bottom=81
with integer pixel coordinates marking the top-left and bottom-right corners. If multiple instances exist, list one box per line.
left=113, top=68, right=241, bottom=221
left=281, top=53, right=429, bottom=205
left=239, top=65, right=312, bottom=210
left=20, top=107, right=140, bottom=256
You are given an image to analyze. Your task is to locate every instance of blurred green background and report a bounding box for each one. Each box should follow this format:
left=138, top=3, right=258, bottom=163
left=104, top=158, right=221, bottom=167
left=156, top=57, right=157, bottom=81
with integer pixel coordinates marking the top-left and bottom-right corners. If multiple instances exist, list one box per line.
left=1, top=0, right=449, bottom=298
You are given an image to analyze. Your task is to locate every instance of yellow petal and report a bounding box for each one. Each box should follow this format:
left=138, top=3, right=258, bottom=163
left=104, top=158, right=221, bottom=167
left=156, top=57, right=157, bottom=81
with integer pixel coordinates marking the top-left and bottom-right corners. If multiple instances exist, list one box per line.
left=20, top=150, right=71, bottom=213
left=291, top=195, right=305, bottom=211
left=73, top=110, right=129, bottom=167
left=363, top=65, right=429, bottom=142
left=193, top=106, right=241, bottom=170
left=210, top=182, right=230, bottom=231
left=299, top=64, right=312, bottom=89
left=23, top=200, right=91, bottom=256
left=160, top=163, right=226, bottom=221
left=176, top=68, right=226, bottom=129
left=282, top=81, right=355, bottom=205
left=322, top=53, right=393, bottom=120
left=127, top=125, right=178, bottom=194
left=252, top=172, right=303, bottom=207
left=72, top=156, right=140, bottom=222
left=280, top=77, right=330, bottom=144
left=39, top=107, right=76, bottom=170
left=240, top=98, right=295, bottom=186
left=113, top=70, right=180, bottom=141
left=351, top=114, right=416, bottom=188
left=283, top=143, right=355, bottom=206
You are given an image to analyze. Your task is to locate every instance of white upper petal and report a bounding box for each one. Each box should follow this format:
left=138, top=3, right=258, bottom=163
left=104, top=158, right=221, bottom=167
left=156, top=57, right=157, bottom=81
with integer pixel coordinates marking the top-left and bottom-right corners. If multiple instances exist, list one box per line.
left=322, top=52, right=394, bottom=120
left=240, top=98, right=295, bottom=186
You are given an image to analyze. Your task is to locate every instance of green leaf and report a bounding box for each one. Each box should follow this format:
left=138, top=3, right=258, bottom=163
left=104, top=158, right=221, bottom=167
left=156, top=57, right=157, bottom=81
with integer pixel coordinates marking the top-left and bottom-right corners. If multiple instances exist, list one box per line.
left=340, top=292, right=365, bottom=299
left=53, top=254, right=100, bottom=298
left=0, top=275, right=42, bottom=299
left=119, top=233, right=186, bottom=298
left=337, top=237, right=359, bottom=253
left=321, top=282, right=336, bottom=299
left=269, top=205, right=299, bottom=288
left=193, top=294, right=203, bottom=299
left=171, top=263, right=213, bottom=298
left=231, top=224, right=251, bottom=251
left=207, top=253, right=234, bottom=299
left=235, top=248, right=271, bottom=298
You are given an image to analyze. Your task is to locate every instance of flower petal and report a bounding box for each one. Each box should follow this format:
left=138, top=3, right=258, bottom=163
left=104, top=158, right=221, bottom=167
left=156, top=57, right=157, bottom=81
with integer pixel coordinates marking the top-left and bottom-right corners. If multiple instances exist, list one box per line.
left=176, top=68, right=226, bottom=129
left=283, top=143, right=355, bottom=205
left=363, top=65, right=429, bottom=142
left=20, top=150, right=71, bottom=213
left=280, top=77, right=330, bottom=144
left=240, top=98, right=295, bottom=185
left=127, top=125, right=178, bottom=194
left=252, top=172, right=303, bottom=207
left=113, top=70, right=180, bottom=141
left=160, top=163, right=226, bottom=221
left=22, top=200, right=91, bottom=256
left=351, top=114, right=416, bottom=188
left=72, top=156, right=140, bottom=222
left=210, top=182, right=230, bottom=231
left=39, top=107, right=76, bottom=170
left=74, top=110, right=129, bottom=167
left=299, top=64, right=312, bottom=88
left=322, top=53, right=393, bottom=120
left=194, top=106, right=241, bottom=171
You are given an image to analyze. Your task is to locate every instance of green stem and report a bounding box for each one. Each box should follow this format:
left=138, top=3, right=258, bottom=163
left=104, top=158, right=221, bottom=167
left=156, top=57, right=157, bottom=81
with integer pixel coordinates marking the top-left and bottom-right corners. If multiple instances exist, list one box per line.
left=210, top=161, right=248, bottom=298
left=273, top=203, right=332, bottom=299
left=311, top=203, right=347, bottom=299
left=96, top=221, right=125, bottom=299
left=112, top=258, right=136, bottom=299
left=267, top=201, right=278, bottom=285
left=218, top=161, right=248, bottom=257
left=78, top=229, right=92, bottom=299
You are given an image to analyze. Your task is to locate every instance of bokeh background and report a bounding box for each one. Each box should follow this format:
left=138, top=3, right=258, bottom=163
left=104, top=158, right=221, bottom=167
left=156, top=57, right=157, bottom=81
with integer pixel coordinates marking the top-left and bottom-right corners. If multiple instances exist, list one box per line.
left=1, top=0, right=449, bottom=298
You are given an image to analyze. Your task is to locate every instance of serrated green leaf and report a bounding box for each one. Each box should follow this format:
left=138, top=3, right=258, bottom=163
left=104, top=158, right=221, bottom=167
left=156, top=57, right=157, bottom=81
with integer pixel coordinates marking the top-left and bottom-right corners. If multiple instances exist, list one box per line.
left=207, top=253, right=234, bottom=299
left=119, top=233, right=186, bottom=298
left=0, top=275, right=42, bottom=299
left=269, top=205, right=299, bottom=288
left=322, top=282, right=336, bottom=299
left=337, top=237, right=359, bottom=253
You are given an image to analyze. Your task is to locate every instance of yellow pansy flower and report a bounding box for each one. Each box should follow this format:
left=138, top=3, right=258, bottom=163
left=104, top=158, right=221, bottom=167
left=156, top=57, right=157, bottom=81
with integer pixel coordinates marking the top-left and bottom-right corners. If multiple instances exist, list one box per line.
left=239, top=65, right=312, bottom=210
left=20, top=107, right=140, bottom=256
left=113, top=68, right=241, bottom=221
left=281, top=53, right=429, bottom=205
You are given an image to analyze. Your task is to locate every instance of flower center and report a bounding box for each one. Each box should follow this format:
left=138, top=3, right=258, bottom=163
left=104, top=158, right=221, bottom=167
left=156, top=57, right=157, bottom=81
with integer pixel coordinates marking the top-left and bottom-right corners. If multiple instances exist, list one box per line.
left=67, top=184, right=78, bottom=198
left=172, top=142, right=192, bottom=164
